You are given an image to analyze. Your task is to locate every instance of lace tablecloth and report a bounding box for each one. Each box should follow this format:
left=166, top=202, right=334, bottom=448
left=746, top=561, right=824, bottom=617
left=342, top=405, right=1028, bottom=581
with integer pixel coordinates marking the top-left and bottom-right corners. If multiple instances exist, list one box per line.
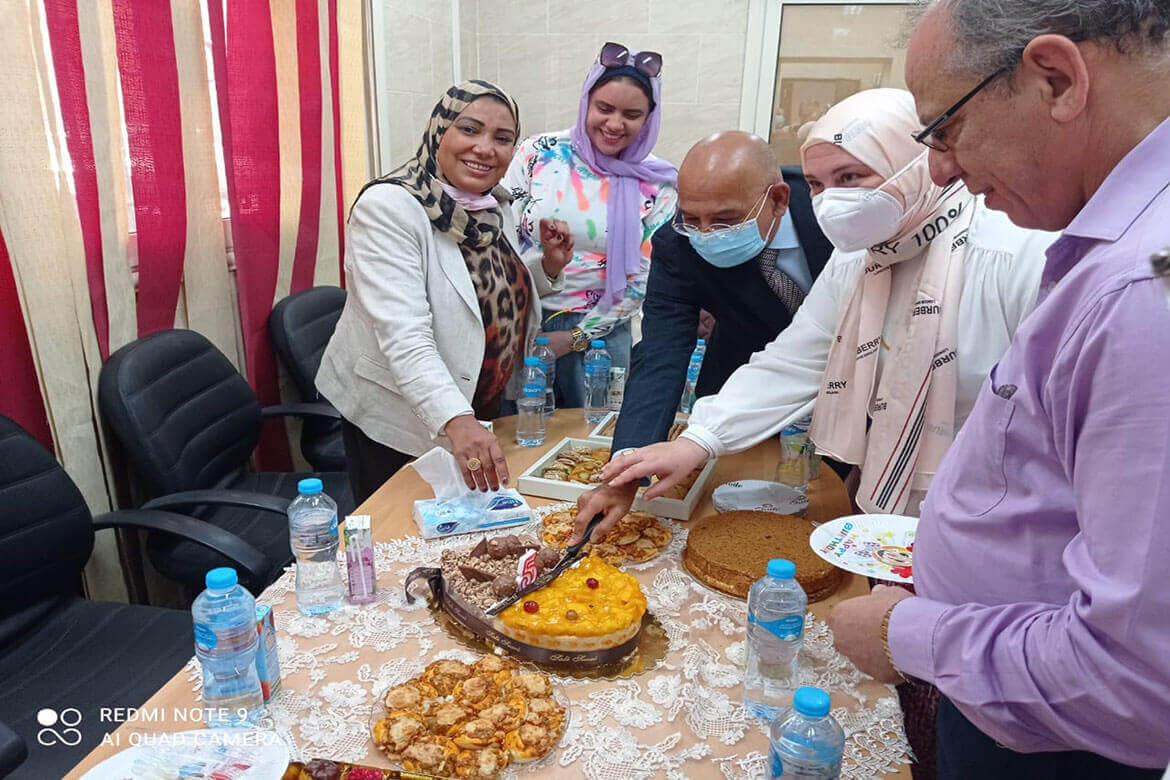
left=182, top=504, right=911, bottom=779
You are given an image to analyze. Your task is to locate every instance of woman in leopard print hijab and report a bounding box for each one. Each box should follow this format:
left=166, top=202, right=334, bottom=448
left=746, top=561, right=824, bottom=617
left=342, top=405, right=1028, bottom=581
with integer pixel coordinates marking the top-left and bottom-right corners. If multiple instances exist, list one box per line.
left=323, top=81, right=569, bottom=501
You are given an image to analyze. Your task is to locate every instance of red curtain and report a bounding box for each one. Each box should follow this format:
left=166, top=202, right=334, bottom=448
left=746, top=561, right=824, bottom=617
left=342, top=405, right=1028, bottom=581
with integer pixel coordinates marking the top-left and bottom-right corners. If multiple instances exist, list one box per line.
left=0, top=231, right=53, bottom=450
left=112, top=0, right=189, bottom=338
left=207, top=0, right=290, bottom=469
left=44, top=0, right=111, bottom=359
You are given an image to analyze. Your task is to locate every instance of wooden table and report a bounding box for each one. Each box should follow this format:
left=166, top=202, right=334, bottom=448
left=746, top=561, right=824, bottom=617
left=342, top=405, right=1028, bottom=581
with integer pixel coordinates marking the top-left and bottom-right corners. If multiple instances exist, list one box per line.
left=69, top=411, right=911, bottom=778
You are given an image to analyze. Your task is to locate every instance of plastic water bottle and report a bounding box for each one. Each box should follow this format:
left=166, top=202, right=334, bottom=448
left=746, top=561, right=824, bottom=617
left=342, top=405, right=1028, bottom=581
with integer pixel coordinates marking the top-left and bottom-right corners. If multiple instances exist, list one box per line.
left=792, top=415, right=822, bottom=480
left=745, top=559, right=807, bottom=720
left=532, top=336, right=557, bottom=419
left=583, top=340, right=611, bottom=423
left=288, top=478, right=344, bottom=615
left=769, top=687, right=845, bottom=778
left=517, top=356, right=546, bottom=447
left=192, top=567, right=265, bottom=727
left=679, top=353, right=703, bottom=413
left=694, top=338, right=707, bottom=359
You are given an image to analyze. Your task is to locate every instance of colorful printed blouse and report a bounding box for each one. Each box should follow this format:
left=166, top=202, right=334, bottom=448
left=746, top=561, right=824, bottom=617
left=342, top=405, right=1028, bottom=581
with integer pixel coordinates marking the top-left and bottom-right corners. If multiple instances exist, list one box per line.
left=504, top=129, right=679, bottom=339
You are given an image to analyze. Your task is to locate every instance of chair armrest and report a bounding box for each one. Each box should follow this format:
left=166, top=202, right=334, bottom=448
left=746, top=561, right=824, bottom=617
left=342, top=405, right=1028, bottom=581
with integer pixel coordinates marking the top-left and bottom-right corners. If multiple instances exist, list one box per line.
left=141, top=489, right=290, bottom=516
left=0, top=718, right=28, bottom=776
left=261, top=402, right=342, bottom=421
left=93, top=509, right=271, bottom=585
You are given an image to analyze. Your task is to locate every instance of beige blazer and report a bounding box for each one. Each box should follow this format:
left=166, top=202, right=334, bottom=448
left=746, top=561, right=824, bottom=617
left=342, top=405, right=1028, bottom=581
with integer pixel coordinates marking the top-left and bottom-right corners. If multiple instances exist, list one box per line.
left=316, top=183, right=561, bottom=456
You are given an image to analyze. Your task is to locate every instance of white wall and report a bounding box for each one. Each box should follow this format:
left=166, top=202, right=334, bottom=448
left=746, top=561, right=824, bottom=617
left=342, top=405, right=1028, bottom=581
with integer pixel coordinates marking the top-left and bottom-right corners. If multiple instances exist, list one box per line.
left=372, top=0, right=457, bottom=168
left=374, top=0, right=756, bottom=170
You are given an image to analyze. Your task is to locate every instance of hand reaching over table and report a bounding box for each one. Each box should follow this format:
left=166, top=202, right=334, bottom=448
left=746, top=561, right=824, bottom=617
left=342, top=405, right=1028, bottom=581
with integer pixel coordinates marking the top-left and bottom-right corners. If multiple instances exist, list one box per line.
left=445, top=414, right=509, bottom=491
left=571, top=482, right=640, bottom=545
left=601, top=439, right=709, bottom=499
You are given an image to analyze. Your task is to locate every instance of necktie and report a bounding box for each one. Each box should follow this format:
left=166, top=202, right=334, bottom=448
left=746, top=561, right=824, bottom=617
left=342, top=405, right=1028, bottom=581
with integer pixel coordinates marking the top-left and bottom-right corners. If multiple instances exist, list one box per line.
left=756, top=247, right=805, bottom=313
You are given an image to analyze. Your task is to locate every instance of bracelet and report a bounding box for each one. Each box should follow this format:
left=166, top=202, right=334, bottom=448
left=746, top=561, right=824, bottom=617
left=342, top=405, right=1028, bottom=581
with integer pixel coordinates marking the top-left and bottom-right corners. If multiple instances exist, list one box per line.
left=880, top=601, right=909, bottom=684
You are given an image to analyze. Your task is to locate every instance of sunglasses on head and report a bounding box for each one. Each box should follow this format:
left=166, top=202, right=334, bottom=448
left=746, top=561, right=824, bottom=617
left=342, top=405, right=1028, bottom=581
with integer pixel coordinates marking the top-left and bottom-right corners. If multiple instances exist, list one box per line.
left=598, top=41, right=662, bottom=79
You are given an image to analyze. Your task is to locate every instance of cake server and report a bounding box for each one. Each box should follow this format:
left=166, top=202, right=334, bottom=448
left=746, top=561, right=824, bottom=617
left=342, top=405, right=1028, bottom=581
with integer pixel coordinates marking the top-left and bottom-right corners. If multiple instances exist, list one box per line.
left=485, top=512, right=605, bottom=616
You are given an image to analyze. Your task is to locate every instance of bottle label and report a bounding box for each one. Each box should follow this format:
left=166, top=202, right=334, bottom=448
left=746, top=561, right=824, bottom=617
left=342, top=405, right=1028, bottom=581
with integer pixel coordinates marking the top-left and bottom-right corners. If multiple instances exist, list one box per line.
left=749, top=612, right=804, bottom=640
left=194, top=623, right=217, bottom=650
left=523, top=382, right=543, bottom=397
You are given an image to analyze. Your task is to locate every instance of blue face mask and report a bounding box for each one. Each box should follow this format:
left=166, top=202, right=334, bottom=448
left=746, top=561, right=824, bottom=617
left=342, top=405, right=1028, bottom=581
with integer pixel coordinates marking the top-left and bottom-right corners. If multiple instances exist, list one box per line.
left=684, top=187, right=778, bottom=268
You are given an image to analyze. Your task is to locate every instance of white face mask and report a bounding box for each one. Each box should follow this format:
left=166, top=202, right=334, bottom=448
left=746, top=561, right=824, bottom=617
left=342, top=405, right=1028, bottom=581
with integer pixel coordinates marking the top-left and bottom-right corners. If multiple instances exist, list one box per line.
left=809, top=152, right=923, bottom=252
left=811, top=188, right=904, bottom=252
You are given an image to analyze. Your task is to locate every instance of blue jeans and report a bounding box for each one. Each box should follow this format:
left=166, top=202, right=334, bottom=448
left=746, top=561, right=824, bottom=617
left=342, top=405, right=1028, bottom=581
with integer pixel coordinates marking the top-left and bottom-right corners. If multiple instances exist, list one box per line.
left=500, top=311, right=633, bottom=416
left=542, top=310, right=632, bottom=409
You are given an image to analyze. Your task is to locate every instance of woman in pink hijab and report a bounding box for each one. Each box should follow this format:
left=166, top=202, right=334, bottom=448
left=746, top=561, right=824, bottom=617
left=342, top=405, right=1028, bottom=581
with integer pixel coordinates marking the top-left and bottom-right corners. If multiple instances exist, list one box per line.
left=504, top=42, right=677, bottom=408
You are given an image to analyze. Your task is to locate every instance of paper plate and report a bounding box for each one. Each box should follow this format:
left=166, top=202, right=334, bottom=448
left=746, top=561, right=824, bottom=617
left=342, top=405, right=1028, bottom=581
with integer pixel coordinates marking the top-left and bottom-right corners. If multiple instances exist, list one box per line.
left=712, top=480, right=809, bottom=517
left=80, top=728, right=288, bottom=780
left=809, top=513, right=917, bottom=583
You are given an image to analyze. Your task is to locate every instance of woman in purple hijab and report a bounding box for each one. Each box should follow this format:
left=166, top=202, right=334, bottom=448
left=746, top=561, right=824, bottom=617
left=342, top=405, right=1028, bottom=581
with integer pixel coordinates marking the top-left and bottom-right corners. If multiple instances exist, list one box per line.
left=504, top=42, right=678, bottom=409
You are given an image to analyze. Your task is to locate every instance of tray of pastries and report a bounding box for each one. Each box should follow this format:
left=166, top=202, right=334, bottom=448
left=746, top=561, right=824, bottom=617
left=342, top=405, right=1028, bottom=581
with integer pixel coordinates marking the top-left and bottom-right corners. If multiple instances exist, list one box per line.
left=516, top=437, right=716, bottom=520
left=541, top=506, right=670, bottom=565
left=367, top=655, right=567, bottom=778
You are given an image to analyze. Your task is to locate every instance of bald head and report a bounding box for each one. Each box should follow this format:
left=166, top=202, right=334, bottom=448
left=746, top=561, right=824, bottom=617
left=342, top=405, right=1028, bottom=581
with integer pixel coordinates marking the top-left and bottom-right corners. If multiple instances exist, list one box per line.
left=679, top=131, right=781, bottom=194
left=675, top=131, right=789, bottom=238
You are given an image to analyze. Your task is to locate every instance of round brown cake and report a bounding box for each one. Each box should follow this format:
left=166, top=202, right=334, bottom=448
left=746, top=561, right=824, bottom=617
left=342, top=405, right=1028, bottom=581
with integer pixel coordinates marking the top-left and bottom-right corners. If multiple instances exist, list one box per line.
left=683, top=510, right=844, bottom=601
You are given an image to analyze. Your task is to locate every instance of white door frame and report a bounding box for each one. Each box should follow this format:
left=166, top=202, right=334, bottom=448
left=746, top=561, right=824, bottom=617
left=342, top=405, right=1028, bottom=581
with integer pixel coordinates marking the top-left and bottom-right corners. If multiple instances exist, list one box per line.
left=739, top=0, right=913, bottom=139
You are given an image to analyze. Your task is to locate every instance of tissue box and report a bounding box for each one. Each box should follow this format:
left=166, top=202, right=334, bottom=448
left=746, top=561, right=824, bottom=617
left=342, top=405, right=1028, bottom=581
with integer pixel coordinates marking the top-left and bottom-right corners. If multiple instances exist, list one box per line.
left=254, top=604, right=281, bottom=702
left=412, top=487, right=533, bottom=539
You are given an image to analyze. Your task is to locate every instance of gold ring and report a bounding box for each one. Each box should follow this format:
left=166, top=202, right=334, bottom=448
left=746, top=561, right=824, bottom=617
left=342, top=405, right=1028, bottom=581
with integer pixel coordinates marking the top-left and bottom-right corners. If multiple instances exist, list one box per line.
left=466, top=457, right=482, bottom=472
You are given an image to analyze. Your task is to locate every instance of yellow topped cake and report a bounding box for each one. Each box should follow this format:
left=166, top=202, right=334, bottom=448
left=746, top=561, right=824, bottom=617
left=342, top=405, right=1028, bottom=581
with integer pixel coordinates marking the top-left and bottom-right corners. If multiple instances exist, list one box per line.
left=497, top=557, right=646, bottom=650
left=434, top=537, right=648, bottom=658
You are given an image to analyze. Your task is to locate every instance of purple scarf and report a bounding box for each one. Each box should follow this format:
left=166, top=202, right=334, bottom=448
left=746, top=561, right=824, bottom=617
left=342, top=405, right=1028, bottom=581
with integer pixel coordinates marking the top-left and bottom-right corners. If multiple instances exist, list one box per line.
left=569, top=59, right=677, bottom=303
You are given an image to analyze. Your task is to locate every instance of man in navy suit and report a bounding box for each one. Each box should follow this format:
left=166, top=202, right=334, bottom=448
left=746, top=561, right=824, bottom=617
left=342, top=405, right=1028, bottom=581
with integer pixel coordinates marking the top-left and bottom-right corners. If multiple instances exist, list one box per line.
left=576, top=131, right=834, bottom=536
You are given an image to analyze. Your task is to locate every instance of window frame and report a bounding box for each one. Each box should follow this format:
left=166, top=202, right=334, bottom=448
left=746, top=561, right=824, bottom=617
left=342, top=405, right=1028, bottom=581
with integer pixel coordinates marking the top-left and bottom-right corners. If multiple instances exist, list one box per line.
left=738, top=0, right=915, bottom=139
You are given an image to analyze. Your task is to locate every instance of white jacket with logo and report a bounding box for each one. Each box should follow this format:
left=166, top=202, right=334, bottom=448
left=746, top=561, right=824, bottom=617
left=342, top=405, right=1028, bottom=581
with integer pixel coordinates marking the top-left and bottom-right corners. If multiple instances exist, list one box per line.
left=682, top=199, right=1057, bottom=512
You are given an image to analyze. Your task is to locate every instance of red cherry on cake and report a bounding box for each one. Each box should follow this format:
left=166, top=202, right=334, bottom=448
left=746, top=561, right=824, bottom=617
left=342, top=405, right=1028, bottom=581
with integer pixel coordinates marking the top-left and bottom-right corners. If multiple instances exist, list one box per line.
left=523, top=600, right=539, bottom=613
left=586, top=578, right=599, bottom=589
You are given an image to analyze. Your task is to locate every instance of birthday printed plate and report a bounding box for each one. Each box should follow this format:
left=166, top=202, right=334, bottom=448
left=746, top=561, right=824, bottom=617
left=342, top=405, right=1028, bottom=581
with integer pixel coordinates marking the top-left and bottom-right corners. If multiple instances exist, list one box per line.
left=809, top=513, right=918, bottom=583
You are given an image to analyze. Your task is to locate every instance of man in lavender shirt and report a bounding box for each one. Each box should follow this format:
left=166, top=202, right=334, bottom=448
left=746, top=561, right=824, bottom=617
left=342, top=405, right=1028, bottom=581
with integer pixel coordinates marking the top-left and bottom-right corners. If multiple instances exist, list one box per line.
left=828, top=0, right=1170, bottom=776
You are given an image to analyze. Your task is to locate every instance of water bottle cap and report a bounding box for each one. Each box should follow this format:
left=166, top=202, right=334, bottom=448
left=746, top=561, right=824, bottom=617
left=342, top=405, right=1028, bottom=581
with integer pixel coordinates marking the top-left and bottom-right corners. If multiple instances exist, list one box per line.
left=793, top=686, right=831, bottom=718
left=205, top=567, right=238, bottom=591
left=767, top=559, right=796, bottom=579
left=534, top=336, right=549, bottom=345
left=696, top=339, right=706, bottom=346
left=524, top=356, right=541, bottom=366
left=298, top=478, right=323, bottom=495
left=590, top=340, right=605, bottom=348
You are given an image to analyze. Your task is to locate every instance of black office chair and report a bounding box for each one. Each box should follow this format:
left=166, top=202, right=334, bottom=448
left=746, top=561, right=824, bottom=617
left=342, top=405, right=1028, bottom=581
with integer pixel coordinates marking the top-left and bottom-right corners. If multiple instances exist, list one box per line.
left=0, top=415, right=268, bottom=779
left=98, top=329, right=354, bottom=594
left=268, top=286, right=347, bottom=472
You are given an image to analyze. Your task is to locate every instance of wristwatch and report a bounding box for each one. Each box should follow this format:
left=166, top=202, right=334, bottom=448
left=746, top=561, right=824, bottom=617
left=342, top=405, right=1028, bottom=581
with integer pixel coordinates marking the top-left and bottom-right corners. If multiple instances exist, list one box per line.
left=570, top=326, right=590, bottom=352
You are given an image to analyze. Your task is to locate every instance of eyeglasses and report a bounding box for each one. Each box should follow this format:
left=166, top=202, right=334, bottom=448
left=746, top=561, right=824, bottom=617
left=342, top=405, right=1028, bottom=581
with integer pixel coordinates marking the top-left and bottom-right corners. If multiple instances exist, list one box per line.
left=912, top=66, right=1010, bottom=152
left=672, top=186, right=772, bottom=237
left=598, top=41, right=663, bottom=79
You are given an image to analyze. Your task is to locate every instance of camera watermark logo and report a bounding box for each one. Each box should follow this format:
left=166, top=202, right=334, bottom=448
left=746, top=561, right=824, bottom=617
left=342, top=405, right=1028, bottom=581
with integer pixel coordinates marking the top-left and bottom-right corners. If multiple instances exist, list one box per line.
left=37, top=708, right=83, bottom=747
